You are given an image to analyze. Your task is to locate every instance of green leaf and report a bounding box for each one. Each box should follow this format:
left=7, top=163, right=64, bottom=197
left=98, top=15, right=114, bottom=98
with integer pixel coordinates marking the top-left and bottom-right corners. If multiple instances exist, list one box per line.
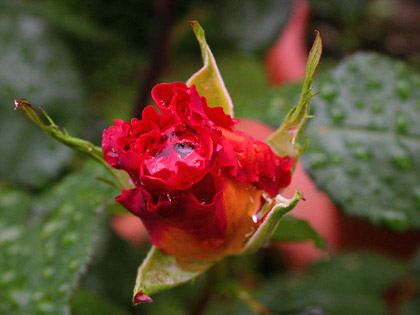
left=0, top=12, right=87, bottom=188
left=132, top=246, right=214, bottom=305
left=15, top=99, right=131, bottom=190
left=242, top=191, right=303, bottom=254
left=0, top=164, right=116, bottom=314
left=258, top=253, right=408, bottom=314
left=271, top=215, right=326, bottom=250
left=266, top=31, right=322, bottom=159
left=302, top=53, right=420, bottom=231
left=186, top=21, right=234, bottom=116
left=70, top=289, right=129, bottom=315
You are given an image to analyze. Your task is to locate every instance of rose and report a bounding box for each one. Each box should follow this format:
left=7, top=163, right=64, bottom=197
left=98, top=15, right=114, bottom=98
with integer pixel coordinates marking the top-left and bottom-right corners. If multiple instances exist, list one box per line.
left=102, top=82, right=293, bottom=262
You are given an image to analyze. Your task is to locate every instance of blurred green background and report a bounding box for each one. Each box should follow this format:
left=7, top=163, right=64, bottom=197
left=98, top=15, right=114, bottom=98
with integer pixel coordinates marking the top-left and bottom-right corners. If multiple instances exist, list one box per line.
left=1, top=0, right=420, bottom=314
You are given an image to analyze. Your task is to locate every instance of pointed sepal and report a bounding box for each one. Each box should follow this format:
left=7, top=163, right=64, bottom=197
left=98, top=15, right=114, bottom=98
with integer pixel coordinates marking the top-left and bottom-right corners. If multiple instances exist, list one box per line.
left=187, top=21, right=234, bottom=116
left=133, top=245, right=215, bottom=305
left=266, top=31, right=322, bottom=159
left=242, top=191, right=303, bottom=254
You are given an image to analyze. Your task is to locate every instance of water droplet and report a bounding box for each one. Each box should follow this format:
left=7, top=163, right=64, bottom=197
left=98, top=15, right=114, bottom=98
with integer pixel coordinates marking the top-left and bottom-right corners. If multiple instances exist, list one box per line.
left=344, top=195, right=354, bottom=205
left=60, top=232, right=77, bottom=247
left=42, top=266, right=54, bottom=279
left=354, top=145, right=372, bottom=161
left=346, top=167, right=360, bottom=176
left=347, top=63, right=358, bottom=73
left=133, top=291, right=154, bottom=305
left=391, top=150, right=412, bottom=171
left=380, top=210, right=409, bottom=231
left=320, top=82, right=338, bottom=100
left=41, top=221, right=64, bottom=239
left=371, top=103, right=384, bottom=114
left=413, top=187, right=420, bottom=209
left=31, top=291, right=44, bottom=302
left=331, top=153, right=343, bottom=165
left=68, top=260, right=79, bottom=272
left=1, top=271, right=16, bottom=284
left=396, top=79, right=411, bottom=99
left=328, top=105, right=346, bottom=123
left=36, top=302, right=54, bottom=313
left=9, top=289, right=31, bottom=307
left=367, top=78, right=382, bottom=89
left=395, top=112, right=409, bottom=133
left=309, top=152, right=328, bottom=169
left=0, top=226, right=21, bottom=244
left=58, top=283, right=70, bottom=294
left=354, top=100, right=366, bottom=109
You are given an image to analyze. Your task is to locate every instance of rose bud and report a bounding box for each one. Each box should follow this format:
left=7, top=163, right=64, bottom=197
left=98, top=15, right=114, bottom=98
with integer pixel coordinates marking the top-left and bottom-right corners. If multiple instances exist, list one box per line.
left=102, top=82, right=294, bottom=262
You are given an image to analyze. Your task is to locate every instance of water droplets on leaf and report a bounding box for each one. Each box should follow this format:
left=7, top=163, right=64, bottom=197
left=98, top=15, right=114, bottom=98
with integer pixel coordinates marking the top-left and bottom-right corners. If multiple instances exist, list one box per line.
left=371, top=102, right=384, bottom=114
left=395, top=79, right=411, bottom=99
left=395, top=112, right=409, bottom=133
left=0, top=226, right=22, bottom=244
left=354, top=100, right=366, bottom=109
left=320, top=81, right=338, bottom=100
left=345, top=166, right=360, bottom=177
left=380, top=210, right=409, bottom=231
left=308, top=152, right=329, bottom=169
left=391, top=149, right=412, bottom=171
left=328, top=104, right=346, bottom=123
left=367, top=78, right=382, bottom=90
left=413, top=187, right=420, bottom=209
left=60, top=232, right=77, bottom=247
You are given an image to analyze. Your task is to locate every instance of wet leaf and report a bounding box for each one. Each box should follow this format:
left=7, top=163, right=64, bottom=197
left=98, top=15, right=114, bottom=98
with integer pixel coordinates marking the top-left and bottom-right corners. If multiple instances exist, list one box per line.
left=258, top=253, right=408, bottom=314
left=0, top=164, right=115, bottom=313
left=303, top=53, right=420, bottom=231
left=272, top=215, right=326, bottom=250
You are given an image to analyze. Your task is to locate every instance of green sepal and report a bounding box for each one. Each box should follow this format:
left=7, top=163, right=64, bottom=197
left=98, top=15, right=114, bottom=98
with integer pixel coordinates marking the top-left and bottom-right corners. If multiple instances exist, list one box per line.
left=132, top=246, right=215, bottom=305
left=14, top=99, right=131, bottom=190
left=186, top=21, right=234, bottom=116
left=266, top=31, right=322, bottom=159
left=272, top=215, right=327, bottom=250
left=242, top=191, right=303, bottom=254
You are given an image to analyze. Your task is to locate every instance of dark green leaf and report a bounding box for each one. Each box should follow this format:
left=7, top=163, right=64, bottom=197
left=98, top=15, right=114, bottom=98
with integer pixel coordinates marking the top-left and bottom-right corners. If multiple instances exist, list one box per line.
left=303, top=53, right=420, bottom=231
left=0, top=12, right=86, bottom=188
left=0, top=164, right=115, bottom=313
left=70, top=289, right=128, bottom=315
left=258, top=253, right=408, bottom=314
left=272, top=215, right=326, bottom=250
